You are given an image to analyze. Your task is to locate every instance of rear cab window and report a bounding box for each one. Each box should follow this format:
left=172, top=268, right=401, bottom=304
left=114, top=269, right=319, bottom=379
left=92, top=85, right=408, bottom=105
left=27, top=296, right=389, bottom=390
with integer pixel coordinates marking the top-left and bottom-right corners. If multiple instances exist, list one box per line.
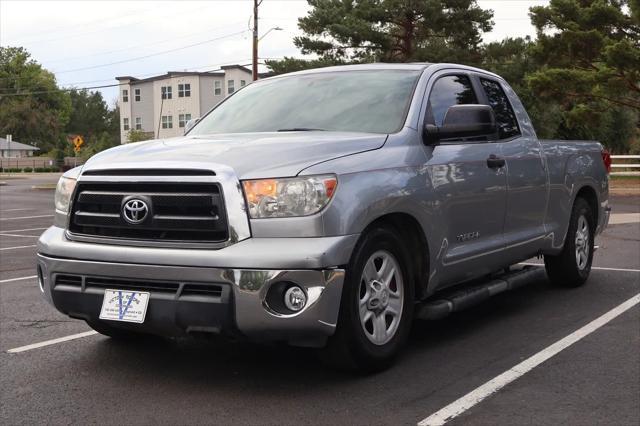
left=479, top=78, right=521, bottom=139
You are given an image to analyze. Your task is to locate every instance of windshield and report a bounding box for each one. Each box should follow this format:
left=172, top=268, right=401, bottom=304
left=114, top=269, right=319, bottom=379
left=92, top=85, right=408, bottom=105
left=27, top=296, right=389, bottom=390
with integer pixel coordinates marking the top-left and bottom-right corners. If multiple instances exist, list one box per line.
left=190, top=70, right=421, bottom=135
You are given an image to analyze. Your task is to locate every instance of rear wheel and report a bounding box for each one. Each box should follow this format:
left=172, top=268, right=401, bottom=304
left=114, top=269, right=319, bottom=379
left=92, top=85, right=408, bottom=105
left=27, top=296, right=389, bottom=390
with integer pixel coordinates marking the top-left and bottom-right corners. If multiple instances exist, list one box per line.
left=544, top=197, right=594, bottom=287
left=321, top=227, right=414, bottom=372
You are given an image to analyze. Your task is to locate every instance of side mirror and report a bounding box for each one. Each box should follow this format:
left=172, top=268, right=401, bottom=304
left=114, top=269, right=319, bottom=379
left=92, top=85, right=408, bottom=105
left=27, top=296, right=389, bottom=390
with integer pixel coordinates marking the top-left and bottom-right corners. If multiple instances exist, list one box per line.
left=184, top=117, right=200, bottom=134
left=424, top=105, right=496, bottom=144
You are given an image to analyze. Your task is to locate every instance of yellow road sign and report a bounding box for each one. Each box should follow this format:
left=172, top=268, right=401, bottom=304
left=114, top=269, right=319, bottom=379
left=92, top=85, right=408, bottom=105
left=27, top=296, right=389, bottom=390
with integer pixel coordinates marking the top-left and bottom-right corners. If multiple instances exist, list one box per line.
left=73, top=135, right=84, bottom=149
left=73, top=146, right=81, bottom=154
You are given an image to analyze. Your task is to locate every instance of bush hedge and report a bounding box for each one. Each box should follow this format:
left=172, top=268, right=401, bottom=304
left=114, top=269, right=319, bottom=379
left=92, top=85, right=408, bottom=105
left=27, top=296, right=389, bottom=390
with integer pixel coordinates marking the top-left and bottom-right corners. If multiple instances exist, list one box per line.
left=0, top=167, right=58, bottom=173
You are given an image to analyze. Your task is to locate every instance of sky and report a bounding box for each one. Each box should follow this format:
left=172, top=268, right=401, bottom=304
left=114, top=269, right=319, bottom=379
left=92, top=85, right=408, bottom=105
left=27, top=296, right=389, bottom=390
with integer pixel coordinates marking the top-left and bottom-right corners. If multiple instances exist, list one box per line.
left=0, top=0, right=548, bottom=105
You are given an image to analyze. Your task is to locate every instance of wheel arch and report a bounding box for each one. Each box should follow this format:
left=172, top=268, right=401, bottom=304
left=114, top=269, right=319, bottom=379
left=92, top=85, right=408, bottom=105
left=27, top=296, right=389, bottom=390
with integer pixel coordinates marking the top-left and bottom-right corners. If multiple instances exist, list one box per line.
left=358, top=212, right=430, bottom=301
left=574, top=184, right=599, bottom=228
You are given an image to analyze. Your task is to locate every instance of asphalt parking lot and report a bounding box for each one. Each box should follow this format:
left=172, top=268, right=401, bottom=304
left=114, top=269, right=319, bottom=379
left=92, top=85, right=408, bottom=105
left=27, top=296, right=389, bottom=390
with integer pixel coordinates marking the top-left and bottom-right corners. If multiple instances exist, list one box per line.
left=1, top=174, right=638, bottom=425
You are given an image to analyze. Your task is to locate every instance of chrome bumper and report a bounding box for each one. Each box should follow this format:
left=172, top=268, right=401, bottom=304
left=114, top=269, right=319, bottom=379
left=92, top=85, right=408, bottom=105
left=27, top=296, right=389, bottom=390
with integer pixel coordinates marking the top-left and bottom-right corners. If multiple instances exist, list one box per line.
left=37, top=227, right=357, bottom=346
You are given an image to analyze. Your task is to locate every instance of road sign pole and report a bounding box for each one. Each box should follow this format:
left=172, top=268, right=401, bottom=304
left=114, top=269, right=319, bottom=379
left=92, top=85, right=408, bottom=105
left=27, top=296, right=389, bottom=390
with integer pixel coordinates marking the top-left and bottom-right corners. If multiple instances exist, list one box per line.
left=6, top=134, right=11, bottom=177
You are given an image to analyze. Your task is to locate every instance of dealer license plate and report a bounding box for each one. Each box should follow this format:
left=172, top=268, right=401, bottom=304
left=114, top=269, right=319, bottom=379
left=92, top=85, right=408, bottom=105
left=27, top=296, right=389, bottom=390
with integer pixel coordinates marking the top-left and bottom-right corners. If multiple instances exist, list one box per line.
left=99, top=289, right=150, bottom=323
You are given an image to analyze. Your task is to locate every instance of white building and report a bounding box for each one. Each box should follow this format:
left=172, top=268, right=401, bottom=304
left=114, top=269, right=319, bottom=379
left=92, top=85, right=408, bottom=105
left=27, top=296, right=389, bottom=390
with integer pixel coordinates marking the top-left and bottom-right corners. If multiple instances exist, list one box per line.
left=116, top=65, right=260, bottom=144
left=0, top=137, right=39, bottom=157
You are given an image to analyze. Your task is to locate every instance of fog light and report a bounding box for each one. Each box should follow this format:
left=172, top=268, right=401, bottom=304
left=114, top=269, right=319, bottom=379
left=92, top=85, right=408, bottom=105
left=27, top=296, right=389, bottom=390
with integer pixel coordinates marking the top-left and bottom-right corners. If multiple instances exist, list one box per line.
left=284, top=286, right=307, bottom=312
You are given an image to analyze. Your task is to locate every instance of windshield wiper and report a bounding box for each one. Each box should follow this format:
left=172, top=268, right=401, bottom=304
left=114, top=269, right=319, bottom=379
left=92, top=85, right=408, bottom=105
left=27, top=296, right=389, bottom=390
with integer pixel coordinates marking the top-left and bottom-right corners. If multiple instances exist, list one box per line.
left=276, top=127, right=325, bottom=132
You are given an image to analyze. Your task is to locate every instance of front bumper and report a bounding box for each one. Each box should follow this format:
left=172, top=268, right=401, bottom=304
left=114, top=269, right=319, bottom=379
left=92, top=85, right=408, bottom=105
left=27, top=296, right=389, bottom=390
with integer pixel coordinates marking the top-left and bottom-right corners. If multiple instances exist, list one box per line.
left=37, top=227, right=357, bottom=346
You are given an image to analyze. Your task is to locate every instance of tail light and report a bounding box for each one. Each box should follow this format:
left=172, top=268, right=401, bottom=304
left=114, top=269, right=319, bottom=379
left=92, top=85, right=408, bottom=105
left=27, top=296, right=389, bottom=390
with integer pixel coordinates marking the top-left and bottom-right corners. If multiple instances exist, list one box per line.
left=601, top=149, right=612, bottom=174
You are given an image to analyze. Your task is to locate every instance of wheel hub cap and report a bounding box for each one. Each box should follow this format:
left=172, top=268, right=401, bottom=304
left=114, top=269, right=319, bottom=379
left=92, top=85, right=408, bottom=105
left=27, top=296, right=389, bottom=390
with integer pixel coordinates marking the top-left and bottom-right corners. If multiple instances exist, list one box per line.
left=366, top=280, right=390, bottom=312
left=358, top=250, right=404, bottom=346
left=575, top=215, right=590, bottom=270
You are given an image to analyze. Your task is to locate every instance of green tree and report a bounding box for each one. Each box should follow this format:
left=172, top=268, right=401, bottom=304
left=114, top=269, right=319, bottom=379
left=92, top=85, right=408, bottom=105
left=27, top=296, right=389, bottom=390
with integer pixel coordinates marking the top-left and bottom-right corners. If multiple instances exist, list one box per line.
left=528, top=0, right=639, bottom=109
left=65, top=89, right=121, bottom=157
left=0, top=46, right=71, bottom=152
left=126, top=129, right=153, bottom=143
left=66, top=89, right=112, bottom=139
left=270, top=0, right=493, bottom=72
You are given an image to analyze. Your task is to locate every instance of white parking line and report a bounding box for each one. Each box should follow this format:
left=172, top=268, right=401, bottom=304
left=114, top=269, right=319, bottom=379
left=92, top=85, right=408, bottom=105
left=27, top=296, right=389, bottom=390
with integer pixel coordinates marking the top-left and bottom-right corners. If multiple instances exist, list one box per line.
left=417, top=293, right=640, bottom=426
left=609, top=213, right=640, bottom=225
left=0, top=227, right=47, bottom=233
left=519, top=262, right=640, bottom=273
left=0, top=275, right=37, bottom=283
left=0, top=208, right=36, bottom=212
left=0, top=214, right=53, bottom=221
left=7, top=331, right=99, bottom=354
left=0, top=233, right=39, bottom=238
left=0, top=245, right=37, bottom=251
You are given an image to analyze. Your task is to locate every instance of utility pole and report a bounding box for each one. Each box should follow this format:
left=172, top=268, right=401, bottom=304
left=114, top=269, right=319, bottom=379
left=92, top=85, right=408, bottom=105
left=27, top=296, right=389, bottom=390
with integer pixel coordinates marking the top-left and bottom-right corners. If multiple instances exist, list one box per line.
left=252, top=0, right=260, bottom=81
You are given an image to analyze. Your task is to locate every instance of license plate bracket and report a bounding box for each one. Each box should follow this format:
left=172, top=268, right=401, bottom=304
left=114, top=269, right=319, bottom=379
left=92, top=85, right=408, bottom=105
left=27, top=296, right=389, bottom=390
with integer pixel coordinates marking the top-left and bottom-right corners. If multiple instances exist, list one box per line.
left=99, top=289, right=150, bottom=323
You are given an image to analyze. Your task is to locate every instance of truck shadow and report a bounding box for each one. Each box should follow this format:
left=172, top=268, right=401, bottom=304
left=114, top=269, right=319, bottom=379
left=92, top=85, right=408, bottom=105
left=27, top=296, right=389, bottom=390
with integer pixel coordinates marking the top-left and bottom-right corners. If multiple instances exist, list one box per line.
left=79, top=274, right=557, bottom=387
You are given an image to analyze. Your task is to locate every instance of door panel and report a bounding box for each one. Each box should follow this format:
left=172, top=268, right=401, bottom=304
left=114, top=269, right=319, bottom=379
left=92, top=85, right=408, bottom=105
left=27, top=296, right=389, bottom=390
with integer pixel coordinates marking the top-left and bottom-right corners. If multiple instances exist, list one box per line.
left=501, top=136, right=548, bottom=254
left=477, top=77, right=548, bottom=257
left=425, top=143, right=507, bottom=285
left=422, top=72, right=508, bottom=287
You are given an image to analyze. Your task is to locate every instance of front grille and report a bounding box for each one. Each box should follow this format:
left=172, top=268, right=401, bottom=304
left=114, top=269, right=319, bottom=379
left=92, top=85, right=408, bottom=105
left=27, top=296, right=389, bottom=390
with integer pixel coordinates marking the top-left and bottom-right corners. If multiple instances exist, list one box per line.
left=68, top=182, right=228, bottom=243
left=54, top=274, right=225, bottom=299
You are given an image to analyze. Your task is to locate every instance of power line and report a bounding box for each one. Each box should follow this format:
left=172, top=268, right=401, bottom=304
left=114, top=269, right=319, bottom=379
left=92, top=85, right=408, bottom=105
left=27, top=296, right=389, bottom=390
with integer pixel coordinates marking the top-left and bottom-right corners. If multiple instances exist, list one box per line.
left=6, top=4, right=216, bottom=45
left=7, top=5, right=153, bottom=42
left=0, top=61, right=268, bottom=97
left=52, top=30, right=250, bottom=74
left=41, top=21, right=247, bottom=65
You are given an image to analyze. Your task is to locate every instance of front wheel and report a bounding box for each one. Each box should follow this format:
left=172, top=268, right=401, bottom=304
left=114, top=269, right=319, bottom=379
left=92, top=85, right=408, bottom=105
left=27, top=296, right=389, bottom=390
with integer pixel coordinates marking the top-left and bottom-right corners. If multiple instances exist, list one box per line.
left=544, top=197, right=595, bottom=287
left=321, top=227, right=414, bottom=372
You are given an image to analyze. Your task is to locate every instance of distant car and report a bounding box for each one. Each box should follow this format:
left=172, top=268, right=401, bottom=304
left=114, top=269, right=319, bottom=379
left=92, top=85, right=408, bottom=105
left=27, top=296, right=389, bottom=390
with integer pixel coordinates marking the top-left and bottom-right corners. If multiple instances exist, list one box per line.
left=38, top=63, right=610, bottom=371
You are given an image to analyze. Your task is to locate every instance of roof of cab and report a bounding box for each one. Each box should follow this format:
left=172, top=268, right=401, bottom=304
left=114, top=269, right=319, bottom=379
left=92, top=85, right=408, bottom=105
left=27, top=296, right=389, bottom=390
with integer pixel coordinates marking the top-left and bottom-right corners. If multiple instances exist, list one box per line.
left=282, top=62, right=432, bottom=77
left=266, top=62, right=504, bottom=81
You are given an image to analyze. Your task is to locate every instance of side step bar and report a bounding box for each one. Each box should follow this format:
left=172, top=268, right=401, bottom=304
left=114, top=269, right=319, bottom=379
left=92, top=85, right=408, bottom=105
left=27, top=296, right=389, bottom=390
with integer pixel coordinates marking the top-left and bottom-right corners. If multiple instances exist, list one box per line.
left=416, top=266, right=546, bottom=320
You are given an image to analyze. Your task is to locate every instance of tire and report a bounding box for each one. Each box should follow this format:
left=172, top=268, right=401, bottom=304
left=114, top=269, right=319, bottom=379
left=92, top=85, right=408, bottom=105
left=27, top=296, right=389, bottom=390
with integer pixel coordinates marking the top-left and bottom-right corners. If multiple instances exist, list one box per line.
left=85, top=320, right=147, bottom=340
left=544, top=197, right=594, bottom=288
left=321, top=227, right=414, bottom=372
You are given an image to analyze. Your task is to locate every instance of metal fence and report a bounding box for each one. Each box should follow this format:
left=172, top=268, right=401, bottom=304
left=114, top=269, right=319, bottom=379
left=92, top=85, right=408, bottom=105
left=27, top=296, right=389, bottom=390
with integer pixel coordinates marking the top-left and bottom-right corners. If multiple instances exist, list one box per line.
left=0, top=157, right=57, bottom=170
left=611, top=155, right=640, bottom=176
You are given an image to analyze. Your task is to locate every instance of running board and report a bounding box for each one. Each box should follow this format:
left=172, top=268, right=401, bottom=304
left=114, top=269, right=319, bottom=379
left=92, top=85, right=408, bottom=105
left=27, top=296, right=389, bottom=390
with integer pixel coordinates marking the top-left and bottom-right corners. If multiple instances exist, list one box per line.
left=416, top=266, right=546, bottom=320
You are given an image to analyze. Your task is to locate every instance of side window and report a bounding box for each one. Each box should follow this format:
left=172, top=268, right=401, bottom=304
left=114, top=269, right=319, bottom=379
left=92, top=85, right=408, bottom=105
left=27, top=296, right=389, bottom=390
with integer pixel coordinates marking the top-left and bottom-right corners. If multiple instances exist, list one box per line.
left=427, top=75, right=477, bottom=126
left=480, top=78, right=520, bottom=139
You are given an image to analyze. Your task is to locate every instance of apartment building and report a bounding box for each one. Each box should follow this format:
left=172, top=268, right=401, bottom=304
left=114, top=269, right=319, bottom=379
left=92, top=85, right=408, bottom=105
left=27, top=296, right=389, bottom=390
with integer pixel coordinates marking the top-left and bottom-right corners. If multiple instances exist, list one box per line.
left=116, top=65, right=257, bottom=144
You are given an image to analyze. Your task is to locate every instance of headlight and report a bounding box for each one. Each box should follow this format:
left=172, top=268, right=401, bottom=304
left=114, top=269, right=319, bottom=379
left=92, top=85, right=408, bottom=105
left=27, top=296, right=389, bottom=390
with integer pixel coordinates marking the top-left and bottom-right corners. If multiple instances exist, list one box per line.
left=54, top=176, right=77, bottom=213
left=242, top=175, right=337, bottom=218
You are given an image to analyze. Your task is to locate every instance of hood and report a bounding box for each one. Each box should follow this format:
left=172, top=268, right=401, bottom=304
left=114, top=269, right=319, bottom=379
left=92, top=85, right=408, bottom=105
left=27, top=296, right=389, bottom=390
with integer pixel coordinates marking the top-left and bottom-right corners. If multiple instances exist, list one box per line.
left=82, top=132, right=387, bottom=179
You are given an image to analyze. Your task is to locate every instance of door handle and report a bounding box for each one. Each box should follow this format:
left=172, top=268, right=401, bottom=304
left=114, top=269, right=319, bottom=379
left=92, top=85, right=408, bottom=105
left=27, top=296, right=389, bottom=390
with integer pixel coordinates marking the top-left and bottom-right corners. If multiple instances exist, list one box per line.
left=487, top=154, right=505, bottom=169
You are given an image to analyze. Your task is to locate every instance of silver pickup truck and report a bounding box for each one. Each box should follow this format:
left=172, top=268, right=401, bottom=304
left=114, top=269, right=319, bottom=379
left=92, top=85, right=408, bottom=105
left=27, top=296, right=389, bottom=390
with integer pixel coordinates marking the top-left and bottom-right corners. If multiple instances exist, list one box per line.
left=37, top=63, right=611, bottom=371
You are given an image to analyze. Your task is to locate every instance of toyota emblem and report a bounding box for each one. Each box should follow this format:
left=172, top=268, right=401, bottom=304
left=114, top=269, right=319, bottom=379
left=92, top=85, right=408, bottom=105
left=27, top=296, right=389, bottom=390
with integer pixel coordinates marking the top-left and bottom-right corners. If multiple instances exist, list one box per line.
left=122, top=199, right=149, bottom=224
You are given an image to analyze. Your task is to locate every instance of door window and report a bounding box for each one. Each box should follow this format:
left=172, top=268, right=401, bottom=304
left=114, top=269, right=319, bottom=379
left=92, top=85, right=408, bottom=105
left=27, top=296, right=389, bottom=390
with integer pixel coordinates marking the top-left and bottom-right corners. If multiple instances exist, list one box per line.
left=480, top=78, right=520, bottom=139
left=426, top=75, right=477, bottom=126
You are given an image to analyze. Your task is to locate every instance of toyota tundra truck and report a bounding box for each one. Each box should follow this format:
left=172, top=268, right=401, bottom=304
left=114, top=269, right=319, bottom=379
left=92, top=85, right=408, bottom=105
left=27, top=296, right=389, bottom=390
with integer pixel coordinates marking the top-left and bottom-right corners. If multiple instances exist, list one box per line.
left=37, top=63, right=611, bottom=371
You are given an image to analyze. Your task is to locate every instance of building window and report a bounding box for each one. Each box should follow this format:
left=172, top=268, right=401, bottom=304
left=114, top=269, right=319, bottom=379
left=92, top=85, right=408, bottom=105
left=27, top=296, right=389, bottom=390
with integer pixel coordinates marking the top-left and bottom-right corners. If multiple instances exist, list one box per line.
left=161, top=86, right=172, bottom=100
left=135, top=117, right=142, bottom=130
left=123, top=118, right=129, bottom=131
left=134, top=88, right=141, bottom=102
left=214, top=80, right=221, bottom=96
left=178, top=83, right=191, bottom=97
left=178, top=113, right=192, bottom=128
left=122, top=89, right=128, bottom=102
left=161, top=115, right=173, bottom=129
left=240, top=80, right=246, bottom=87
left=228, top=80, right=235, bottom=94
